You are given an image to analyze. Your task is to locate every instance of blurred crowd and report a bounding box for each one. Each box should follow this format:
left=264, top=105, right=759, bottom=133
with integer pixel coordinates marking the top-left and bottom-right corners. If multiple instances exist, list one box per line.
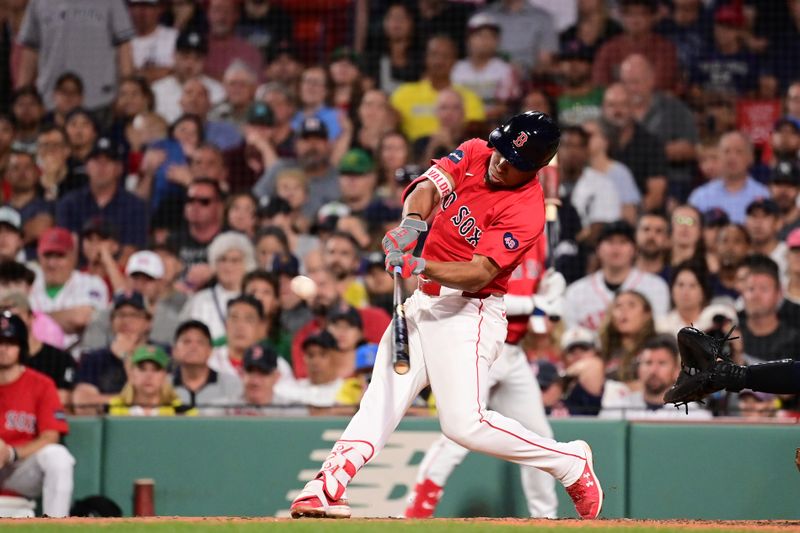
left=0, top=0, right=798, bottom=422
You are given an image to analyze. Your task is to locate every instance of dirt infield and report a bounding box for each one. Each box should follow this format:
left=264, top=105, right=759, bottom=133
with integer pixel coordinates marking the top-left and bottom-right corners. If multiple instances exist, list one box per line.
left=2, top=517, right=800, bottom=531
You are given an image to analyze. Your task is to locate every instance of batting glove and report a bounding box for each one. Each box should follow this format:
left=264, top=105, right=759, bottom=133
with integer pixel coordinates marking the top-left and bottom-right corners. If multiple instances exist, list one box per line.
left=382, top=218, right=428, bottom=254
left=385, top=251, right=426, bottom=279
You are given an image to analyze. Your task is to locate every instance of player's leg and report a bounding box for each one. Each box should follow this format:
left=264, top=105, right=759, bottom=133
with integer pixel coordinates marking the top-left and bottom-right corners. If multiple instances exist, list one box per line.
left=291, top=293, right=430, bottom=518
left=423, top=296, right=602, bottom=519
left=488, top=344, right=557, bottom=518
left=402, top=352, right=511, bottom=518
left=0, top=444, right=74, bottom=517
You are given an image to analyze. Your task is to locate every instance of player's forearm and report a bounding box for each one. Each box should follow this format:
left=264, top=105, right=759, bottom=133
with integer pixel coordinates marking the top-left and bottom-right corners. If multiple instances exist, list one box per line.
left=15, top=430, right=59, bottom=461
left=423, top=257, right=498, bottom=293
left=403, top=179, right=440, bottom=223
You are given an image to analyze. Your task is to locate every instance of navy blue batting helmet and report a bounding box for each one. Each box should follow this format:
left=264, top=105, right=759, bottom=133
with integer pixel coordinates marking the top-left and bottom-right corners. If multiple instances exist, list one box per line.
left=0, top=311, right=28, bottom=362
left=487, top=111, right=560, bottom=172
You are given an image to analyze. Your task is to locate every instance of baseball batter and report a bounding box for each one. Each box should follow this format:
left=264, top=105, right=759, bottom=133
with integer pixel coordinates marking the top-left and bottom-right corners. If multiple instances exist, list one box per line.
left=0, top=312, right=74, bottom=517
left=404, top=239, right=560, bottom=518
left=290, top=111, right=603, bottom=520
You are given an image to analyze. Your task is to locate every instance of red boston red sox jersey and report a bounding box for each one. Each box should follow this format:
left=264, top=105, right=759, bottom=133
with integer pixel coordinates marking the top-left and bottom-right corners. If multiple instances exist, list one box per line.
left=0, top=368, right=68, bottom=447
left=403, top=138, right=546, bottom=294
left=505, top=237, right=546, bottom=344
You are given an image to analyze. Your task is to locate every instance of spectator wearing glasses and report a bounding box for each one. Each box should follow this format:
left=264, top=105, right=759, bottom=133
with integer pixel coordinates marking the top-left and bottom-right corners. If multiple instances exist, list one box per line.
left=669, top=205, right=709, bottom=271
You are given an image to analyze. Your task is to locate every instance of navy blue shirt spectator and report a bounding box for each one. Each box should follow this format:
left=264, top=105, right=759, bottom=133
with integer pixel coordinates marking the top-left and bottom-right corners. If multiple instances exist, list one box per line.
left=75, top=348, right=127, bottom=395
left=55, top=136, right=148, bottom=250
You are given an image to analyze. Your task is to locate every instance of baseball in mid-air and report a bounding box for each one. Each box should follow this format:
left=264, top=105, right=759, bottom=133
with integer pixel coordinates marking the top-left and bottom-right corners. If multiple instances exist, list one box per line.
left=290, top=275, right=317, bottom=300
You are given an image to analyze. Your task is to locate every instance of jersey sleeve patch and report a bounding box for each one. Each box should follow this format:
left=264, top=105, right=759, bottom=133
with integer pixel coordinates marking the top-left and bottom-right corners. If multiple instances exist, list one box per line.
left=447, top=149, right=464, bottom=164
left=503, top=232, right=519, bottom=250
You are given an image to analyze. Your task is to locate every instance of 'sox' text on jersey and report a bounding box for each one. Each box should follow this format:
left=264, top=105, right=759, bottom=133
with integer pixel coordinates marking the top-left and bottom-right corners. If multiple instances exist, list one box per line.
left=443, top=192, right=483, bottom=247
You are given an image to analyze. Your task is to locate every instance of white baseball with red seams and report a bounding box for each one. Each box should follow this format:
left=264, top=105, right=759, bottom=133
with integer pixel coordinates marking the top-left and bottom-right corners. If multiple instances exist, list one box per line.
left=291, top=137, right=603, bottom=520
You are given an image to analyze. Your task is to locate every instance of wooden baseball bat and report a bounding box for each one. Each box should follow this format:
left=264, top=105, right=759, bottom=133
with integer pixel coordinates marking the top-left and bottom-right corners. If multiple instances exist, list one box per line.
left=392, top=267, right=410, bottom=375
left=540, top=155, right=560, bottom=267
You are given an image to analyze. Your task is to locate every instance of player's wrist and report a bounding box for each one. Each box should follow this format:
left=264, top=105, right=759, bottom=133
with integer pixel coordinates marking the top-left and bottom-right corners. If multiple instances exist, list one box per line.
left=7, top=446, right=17, bottom=464
left=400, top=217, right=428, bottom=233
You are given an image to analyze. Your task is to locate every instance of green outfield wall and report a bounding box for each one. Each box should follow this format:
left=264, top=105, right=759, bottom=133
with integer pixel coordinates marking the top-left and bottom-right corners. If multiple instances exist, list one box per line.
left=61, top=417, right=799, bottom=519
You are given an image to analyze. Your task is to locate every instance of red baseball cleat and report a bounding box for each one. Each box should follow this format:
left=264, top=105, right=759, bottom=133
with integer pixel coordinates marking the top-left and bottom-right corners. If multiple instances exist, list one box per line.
left=565, top=440, right=603, bottom=520
left=290, top=479, right=351, bottom=519
left=403, top=478, right=444, bottom=518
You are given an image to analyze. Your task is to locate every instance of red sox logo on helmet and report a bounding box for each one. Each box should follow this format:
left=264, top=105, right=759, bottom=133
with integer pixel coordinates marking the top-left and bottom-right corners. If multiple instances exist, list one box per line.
left=512, top=131, right=528, bottom=148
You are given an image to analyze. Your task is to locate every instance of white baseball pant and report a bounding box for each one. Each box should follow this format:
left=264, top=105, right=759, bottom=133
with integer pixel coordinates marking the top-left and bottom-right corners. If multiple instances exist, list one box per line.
left=415, top=342, right=558, bottom=517
left=0, top=444, right=75, bottom=517
left=334, top=290, right=587, bottom=490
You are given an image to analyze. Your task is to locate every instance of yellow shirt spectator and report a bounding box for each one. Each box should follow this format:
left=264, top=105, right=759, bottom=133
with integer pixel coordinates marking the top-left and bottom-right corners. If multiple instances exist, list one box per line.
left=391, top=80, right=485, bottom=142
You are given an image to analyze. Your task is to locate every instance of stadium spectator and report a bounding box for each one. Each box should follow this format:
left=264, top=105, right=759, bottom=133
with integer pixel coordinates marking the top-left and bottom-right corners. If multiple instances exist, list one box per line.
left=556, top=47, right=602, bottom=127
left=560, top=326, right=605, bottom=416
left=712, top=223, right=750, bottom=299
left=390, top=35, right=484, bottom=143
left=601, top=83, right=668, bottom=211
left=363, top=252, right=394, bottom=315
left=745, top=199, right=787, bottom=280
left=29, top=228, right=108, bottom=348
left=208, top=294, right=269, bottom=376
left=224, top=102, right=280, bottom=193
left=669, top=205, right=708, bottom=270
left=559, top=0, right=622, bottom=60
left=161, top=0, right=209, bottom=34
left=0, top=114, right=13, bottom=176
left=80, top=250, right=186, bottom=350
left=235, top=0, right=293, bottom=57
left=36, top=126, right=81, bottom=203
left=599, top=290, right=656, bottom=383
left=581, top=120, right=640, bottom=224
left=62, top=109, right=96, bottom=188
left=78, top=218, right=126, bottom=296
left=655, top=0, right=709, bottom=75
left=656, top=262, right=710, bottom=336
left=278, top=330, right=342, bottom=407
left=179, top=231, right=255, bottom=343
left=257, top=82, right=297, bottom=158
left=129, top=0, right=177, bottom=82
left=291, top=66, right=343, bottom=142
left=209, top=60, right=258, bottom=127
left=225, top=192, right=258, bottom=238
left=322, top=231, right=368, bottom=309
left=558, top=126, right=620, bottom=245
left=375, top=132, right=412, bottom=202
left=233, top=340, right=305, bottom=415
left=564, top=221, right=670, bottom=330
left=353, top=89, right=396, bottom=155
left=688, top=132, right=770, bottom=224
left=620, top=54, right=699, bottom=201
left=0, top=207, right=24, bottom=262
left=110, top=76, right=154, bottom=145
left=599, top=335, right=711, bottom=419
left=205, top=0, right=262, bottom=81
left=55, top=136, right=148, bottom=253
left=252, top=117, right=340, bottom=220
left=779, top=228, right=800, bottom=322
left=151, top=30, right=225, bottom=124
left=10, top=86, right=44, bottom=151
left=634, top=212, right=670, bottom=280
left=0, top=261, right=65, bottom=349
left=0, top=291, right=75, bottom=406
left=768, top=160, right=800, bottom=239
left=451, top=13, right=520, bottom=122
left=739, top=257, right=800, bottom=362
left=416, top=0, right=473, bottom=53
left=328, top=47, right=365, bottom=113
left=108, top=344, right=194, bottom=416
left=766, top=118, right=800, bottom=169
left=167, top=177, right=225, bottom=284
left=4, top=150, right=52, bottom=256
left=72, top=292, right=152, bottom=415
left=325, top=304, right=364, bottom=378
left=241, top=270, right=291, bottom=362
left=171, top=319, right=242, bottom=412
left=690, top=5, right=757, bottom=100
left=335, top=149, right=382, bottom=221
left=16, top=0, right=134, bottom=112
left=262, top=43, right=304, bottom=89
left=0, top=311, right=74, bottom=517
left=416, top=89, right=469, bottom=165
left=178, top=77, right=242, bottom=151
left=43, top=73, right=84, bottom=129
left=702, top=208, right=729, bottom=272
left=478, top=0, right=557, bottom=75
left=592, top=0, right=679, bottom=92
left=364, top=2, right=422, bottom=94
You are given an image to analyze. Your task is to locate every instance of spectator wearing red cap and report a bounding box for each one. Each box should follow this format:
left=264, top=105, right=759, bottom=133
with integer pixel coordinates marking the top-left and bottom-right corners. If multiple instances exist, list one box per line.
left=29, top=227, right=108, bottom=349
left=689, top=5, right=757, bottom=100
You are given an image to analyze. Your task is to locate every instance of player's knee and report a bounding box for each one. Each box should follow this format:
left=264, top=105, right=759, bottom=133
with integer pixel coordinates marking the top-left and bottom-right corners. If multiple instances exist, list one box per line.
left=440, top=419, right=482, bottom=449
left=35, top=444, right=76, bottom=473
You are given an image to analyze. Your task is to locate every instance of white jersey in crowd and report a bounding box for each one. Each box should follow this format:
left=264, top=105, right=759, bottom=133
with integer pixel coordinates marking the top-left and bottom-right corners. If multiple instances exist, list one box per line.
left=598, top=380, right=712, bottom=420
left=178, top=284, right=237, bottom=344
left=563, top=268, right=670, bottom=330
left=29, top=268, right=109, bottom=349
left=274, top=378, right=343, bottom=408
left=152, top=75, right=225, bottom=124
left=570, top=168, right=622, bottom=228
left=131, top=26, right=178, bottom=70
left=451, top=58, right=521, bottom=106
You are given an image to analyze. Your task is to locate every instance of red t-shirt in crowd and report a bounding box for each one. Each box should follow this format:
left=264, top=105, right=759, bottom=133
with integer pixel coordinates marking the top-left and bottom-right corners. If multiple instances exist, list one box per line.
left=404, top=138, right=546, bottom=294
left=0, top=368, right=69, bottom=447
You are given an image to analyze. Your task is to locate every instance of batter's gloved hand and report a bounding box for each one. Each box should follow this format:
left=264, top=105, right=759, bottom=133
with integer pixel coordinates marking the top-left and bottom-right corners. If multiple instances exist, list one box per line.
left=382, top=218, right=428, bottom=254
left=385, top=251, right=426, bottom=279
left=663, top=326, right=745, bottom=411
